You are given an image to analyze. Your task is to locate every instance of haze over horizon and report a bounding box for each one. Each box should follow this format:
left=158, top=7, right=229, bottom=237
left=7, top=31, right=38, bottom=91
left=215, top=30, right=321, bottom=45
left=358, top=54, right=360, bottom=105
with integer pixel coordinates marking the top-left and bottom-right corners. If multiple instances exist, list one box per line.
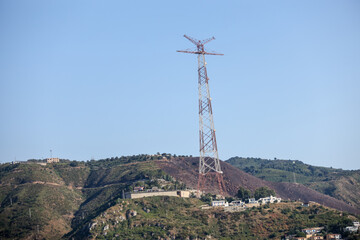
left=1, top=1, right=359, bottom=170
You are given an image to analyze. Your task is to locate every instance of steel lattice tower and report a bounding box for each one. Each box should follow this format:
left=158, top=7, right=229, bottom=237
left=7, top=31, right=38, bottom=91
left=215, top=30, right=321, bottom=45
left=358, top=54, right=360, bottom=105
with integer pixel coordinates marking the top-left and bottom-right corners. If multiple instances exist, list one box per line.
left=177, top=35, right=226, bottom=196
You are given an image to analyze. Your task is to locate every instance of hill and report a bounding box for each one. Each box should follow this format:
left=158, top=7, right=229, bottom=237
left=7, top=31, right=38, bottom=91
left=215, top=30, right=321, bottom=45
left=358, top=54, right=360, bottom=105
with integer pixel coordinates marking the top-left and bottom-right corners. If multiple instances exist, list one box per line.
left=0, top=155, right=173, bottom=239
left=69, top=196, right=358, bottom=240
left=157, top=157, right=359, bottom=215
left=225, top=157, right=360, bottom=209
left=0, top=155, right=359, bottom=239
left=0, top=163, right=84, bottom=239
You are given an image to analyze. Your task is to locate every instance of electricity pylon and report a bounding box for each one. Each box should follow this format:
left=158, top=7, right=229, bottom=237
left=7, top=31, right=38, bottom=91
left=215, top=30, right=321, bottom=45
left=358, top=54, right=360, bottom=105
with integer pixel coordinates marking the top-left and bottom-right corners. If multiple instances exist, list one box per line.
left=177, top=35, right=225, bottom=196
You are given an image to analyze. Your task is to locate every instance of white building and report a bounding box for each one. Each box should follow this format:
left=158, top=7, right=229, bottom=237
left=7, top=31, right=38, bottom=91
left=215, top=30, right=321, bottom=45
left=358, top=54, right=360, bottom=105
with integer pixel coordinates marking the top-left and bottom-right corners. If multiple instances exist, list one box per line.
left=248, top=198, right=258, bottom=204
left=212, top=200, right=229, bottom=207
left=302, top=227, right=324, bottom=236
left=258, top=195, right=281, bottom=204
left=230, top=200, right=244, bottom=206
left=344, top=226, right=358, bottom=233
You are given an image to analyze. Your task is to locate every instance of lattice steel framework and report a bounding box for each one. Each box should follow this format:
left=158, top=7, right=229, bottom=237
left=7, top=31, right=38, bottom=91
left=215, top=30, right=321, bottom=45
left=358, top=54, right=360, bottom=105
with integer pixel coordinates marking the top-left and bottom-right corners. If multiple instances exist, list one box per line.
left=177, top=35, right=225, bottom=195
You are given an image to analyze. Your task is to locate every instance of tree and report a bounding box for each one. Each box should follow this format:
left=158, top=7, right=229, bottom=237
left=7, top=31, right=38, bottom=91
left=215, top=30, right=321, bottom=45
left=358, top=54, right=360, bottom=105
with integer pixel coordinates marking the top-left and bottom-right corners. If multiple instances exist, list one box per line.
left=70, top=161, right=78, bottom=167
left=296, top=231, right=306, bottom=237
left=254, top=187, right=276, bottom=199
left=237, top=187, right=252, bottom=201
left=200, top=193, right=212, bottom=204
left=226, top=196, right=234, bottom=203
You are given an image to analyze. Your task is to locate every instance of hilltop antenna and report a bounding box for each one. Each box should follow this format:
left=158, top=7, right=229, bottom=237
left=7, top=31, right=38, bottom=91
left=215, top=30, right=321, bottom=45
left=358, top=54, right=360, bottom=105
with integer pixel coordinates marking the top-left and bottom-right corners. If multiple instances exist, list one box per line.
left=293, top=161, right=297, bottom=184
left=177, top=35, right=225, bottom=196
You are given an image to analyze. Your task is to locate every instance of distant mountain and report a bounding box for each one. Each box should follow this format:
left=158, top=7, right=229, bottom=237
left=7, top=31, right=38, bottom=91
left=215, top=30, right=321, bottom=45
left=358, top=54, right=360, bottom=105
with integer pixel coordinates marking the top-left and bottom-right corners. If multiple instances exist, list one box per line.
left=226, top=157, right=360, bottom=210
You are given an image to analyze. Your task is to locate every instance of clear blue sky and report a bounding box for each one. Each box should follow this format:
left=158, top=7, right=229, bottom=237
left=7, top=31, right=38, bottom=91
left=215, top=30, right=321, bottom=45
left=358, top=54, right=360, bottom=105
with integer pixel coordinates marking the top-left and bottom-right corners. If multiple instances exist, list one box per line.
left=1, top=1, right=359, bottom=169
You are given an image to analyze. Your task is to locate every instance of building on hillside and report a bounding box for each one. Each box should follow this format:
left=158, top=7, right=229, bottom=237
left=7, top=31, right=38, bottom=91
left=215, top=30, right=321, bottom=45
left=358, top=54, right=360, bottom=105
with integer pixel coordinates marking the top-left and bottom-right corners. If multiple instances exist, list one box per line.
left=325, top=234, right=341, bottom=240
left=46, top=158, right=60, bottom=163
left=302, top=227, right=324, bottom=237
left=177, top=190, right=197, bottom=198
left=343, top=221, right=359, bottom=233
left=134, top=186, right=144, bottom=192
left=230, top=200, right=244, bottom=206
left=309, top=235, right=324, bottom=240
left=258, top=195, right=281, bottom=204
left=125, top=190, right=192, bottom=199
left=248, top=198, right=258, bottom=204
left=211, top=200, right=229, bottom=207
left=245, top=198, right=260, bottom=207
left=344, top=226, right=358, bottom=233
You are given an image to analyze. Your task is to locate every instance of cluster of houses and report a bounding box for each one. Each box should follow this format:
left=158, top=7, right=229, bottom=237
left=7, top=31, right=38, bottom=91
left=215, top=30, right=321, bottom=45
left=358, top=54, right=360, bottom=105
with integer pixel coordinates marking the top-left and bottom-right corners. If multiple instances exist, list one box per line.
left=126, top=187, right=359, bottom=239
left=284, top=227, right=335, bottom=240
left=344, top=221, right=359, bottom=233
left=283, top=222, right=359, bottom=240
left=211, top=195, right=282, bottom=208
left=7, top=157, right=60, bottom=165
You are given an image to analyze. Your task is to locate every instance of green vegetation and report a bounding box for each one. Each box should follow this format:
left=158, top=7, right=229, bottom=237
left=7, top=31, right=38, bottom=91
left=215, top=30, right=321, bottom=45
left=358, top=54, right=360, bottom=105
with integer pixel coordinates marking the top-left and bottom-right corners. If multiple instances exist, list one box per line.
left=226, top=157, right=360, bottom=209
left=0, top=154, right=179, bottom=239
left=236, top=186, right=276, bottom=201
left=226, top=157, right=345, bottom=183
left=0, top=183, right=83, bottom=239
left=237, top=186, right=252, bottom=201
left=1, top=155, right=359, bottom=239
left=254, top=187, right=276, bottom=199
left=72, top=197, right=359, bottom=240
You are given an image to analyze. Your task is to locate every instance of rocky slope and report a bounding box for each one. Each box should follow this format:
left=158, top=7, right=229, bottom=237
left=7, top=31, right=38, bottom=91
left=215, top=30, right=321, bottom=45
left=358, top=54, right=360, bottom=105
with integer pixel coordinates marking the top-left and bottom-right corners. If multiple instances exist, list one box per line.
left=70, top=196, right=359, bottom=240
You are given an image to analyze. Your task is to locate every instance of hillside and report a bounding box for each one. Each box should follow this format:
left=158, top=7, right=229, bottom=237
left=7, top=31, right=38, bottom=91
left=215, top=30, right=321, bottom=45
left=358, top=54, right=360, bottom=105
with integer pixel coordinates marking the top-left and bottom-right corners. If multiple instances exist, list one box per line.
left=70, top=196, right=358, bottom=240
left=226, top=157, right=360, bottom=209
left=157, top=157, right=360, bottom=215
left=0, top=155, right=359, bottom=239
left=0, top=163, right=84, bottom=239
left=0, top=155, right=172, bottom=239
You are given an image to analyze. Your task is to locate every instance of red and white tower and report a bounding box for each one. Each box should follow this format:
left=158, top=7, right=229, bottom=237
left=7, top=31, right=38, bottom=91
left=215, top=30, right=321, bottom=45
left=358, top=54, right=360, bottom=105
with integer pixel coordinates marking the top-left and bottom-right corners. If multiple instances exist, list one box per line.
left=177, top=35, right=225, bottom=196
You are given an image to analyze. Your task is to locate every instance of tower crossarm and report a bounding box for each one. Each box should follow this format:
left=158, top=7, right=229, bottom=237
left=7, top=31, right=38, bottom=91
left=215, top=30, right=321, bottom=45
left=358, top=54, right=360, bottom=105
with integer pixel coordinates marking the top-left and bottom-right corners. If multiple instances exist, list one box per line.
left=183, top=35, right=200, bottom=46
left=201, top=36, right=216, bottom=46
left=177, top=35, right=223, bottom=56
left=177, top=50, right=224, bottom=56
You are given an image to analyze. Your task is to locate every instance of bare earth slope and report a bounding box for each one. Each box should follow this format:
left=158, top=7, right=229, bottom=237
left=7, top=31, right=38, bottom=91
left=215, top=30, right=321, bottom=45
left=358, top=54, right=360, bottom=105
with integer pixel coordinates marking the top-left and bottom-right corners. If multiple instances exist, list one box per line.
left=157, top=157, right=360, bottom=215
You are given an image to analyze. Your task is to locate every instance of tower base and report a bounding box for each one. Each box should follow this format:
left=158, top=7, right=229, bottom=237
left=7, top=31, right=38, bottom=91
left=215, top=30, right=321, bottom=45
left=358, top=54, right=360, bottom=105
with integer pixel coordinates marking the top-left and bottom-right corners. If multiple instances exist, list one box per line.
left=197, top=172, right=226, bottom=198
